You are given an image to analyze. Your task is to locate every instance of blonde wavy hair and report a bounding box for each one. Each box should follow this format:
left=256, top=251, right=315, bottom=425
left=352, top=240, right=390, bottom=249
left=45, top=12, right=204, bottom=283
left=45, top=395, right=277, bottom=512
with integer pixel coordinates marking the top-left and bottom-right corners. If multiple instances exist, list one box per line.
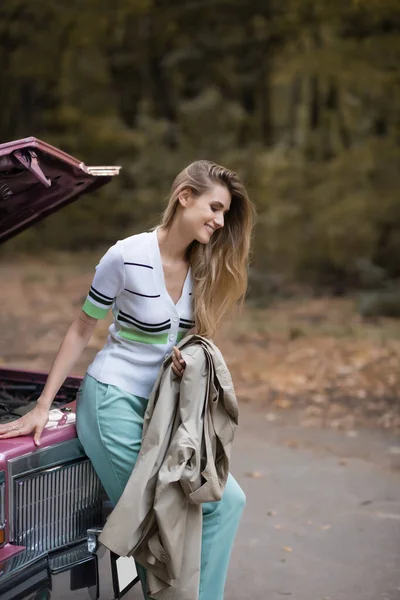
left=159, top=160, right=255, bottom=338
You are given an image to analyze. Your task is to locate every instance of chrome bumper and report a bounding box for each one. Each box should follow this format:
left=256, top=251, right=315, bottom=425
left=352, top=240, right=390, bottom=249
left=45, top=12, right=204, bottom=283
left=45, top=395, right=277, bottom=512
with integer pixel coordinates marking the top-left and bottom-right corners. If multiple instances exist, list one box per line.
left=0, top=529, right=140, bottom=600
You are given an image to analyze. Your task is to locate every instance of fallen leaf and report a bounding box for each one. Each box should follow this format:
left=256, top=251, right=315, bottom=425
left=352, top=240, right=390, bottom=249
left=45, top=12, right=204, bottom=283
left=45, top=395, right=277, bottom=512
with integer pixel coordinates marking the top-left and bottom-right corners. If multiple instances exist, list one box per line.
left=245, top=471, right=264, bottom=478
left=319, top=525, right=331, bottom=531
left=275, top=396, right=292, bottom=409
left=339, top=459, right=348, bottom=466
left=267, top=510, right=277, bottom=516
left=282, top=546, right=292, bottom=552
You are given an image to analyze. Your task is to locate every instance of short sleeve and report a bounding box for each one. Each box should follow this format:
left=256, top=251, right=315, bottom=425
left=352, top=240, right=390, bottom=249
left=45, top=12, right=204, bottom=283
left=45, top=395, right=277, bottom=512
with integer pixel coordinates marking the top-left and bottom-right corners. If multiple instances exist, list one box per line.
left=82, top=242, right=124, bottom=319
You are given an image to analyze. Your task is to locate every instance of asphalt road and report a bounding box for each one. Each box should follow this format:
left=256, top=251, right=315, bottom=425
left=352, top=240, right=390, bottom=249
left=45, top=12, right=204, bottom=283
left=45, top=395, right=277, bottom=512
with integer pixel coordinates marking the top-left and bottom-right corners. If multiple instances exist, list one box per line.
left=225, top=405, right=400, bottom=600
left=61, top=403, right=400, bottom=600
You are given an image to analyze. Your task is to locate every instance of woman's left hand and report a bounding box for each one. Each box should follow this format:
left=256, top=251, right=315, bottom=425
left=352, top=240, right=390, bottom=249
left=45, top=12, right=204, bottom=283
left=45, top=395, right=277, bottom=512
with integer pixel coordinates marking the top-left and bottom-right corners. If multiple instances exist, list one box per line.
left=172, top=346, right=186, bottom=378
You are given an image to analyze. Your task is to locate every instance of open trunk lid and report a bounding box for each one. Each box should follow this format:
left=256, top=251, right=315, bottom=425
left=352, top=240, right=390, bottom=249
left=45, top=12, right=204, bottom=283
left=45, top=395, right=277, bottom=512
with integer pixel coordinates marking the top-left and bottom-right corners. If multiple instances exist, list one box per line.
left=0, top=137, right=120, bottom=244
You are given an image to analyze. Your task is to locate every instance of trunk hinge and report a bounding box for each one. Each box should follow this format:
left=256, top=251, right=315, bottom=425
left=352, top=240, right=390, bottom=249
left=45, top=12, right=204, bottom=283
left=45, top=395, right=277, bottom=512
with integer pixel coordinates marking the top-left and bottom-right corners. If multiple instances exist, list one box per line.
left=13, top=149, right=52, bottom=188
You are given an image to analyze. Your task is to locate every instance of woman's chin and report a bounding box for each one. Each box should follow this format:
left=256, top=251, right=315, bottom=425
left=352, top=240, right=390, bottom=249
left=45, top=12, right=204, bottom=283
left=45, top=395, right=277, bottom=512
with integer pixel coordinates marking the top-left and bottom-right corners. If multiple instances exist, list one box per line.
left=195, top=231, right=212, bottom=244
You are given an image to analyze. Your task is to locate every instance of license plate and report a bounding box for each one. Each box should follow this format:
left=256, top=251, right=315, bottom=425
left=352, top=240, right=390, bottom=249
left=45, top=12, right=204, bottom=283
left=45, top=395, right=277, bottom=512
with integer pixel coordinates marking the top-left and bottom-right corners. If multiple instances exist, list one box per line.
left=110, top=552, right=139, bottom=599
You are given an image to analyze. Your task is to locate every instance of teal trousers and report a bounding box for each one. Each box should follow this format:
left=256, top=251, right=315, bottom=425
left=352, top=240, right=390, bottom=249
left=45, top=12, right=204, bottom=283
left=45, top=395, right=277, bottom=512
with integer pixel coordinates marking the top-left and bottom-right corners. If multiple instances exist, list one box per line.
left=76, top=374, right=246, bottom=600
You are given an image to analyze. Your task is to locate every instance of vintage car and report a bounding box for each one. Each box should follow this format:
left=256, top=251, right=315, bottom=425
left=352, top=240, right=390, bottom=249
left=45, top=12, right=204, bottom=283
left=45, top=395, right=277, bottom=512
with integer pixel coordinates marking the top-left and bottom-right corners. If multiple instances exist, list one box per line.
left=0, top=138, right=140, bottom=599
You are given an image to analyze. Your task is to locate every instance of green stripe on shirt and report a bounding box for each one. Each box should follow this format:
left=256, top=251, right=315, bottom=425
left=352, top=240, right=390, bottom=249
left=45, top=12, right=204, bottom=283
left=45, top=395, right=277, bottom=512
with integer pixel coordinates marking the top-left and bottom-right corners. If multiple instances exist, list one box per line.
left=119, top=326, right=169, bottom=345
left=82, top=298, right=109, bottom=320
left=176, top=330, right=186, bottom=343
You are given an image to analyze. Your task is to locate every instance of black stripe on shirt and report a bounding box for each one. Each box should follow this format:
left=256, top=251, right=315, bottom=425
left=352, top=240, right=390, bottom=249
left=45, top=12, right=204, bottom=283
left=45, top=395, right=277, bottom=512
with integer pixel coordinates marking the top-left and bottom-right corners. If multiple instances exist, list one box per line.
left=119, top=310, right=170, bottom=328
left=118, top=315, right=171, bottom=333
left=179, top=322, right=193, bottom=330
left=91, top=286, right=114, bottom=301
left=89, top=289, right=114, bottom=306
left=124, top=262, right=153, bottom=269
left=180, top=318, right=195, bottom=324
left=124, top=289, right=161, bottom=298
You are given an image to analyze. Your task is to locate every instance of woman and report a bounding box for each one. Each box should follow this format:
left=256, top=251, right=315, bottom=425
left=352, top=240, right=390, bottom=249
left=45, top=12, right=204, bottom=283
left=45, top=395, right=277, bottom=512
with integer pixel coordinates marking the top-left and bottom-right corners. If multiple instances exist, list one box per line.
left=0, top=160, right=255, bottom=600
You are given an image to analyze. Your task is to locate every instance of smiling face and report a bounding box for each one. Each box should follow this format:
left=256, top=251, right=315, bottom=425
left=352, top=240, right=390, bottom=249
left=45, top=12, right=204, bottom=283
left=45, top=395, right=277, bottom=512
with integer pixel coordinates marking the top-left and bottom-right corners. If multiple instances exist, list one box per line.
left=178, top=184, right=231, bottom=244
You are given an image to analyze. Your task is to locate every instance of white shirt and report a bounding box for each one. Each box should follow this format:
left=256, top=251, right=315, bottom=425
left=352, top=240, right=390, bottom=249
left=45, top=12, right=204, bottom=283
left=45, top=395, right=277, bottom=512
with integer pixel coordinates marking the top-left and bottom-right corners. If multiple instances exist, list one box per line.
left=82, top=228, right=194, bottom=398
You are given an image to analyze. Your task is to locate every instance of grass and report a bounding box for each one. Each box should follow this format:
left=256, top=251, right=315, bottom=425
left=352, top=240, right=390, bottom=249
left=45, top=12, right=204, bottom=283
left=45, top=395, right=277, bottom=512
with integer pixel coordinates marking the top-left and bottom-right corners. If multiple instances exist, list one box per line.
left=228, top=297, right=400, bottom=343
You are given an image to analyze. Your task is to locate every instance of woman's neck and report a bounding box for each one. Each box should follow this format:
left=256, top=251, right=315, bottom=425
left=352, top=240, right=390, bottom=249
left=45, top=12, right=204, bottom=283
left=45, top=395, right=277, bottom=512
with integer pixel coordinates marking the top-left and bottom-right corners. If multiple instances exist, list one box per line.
left=156, top=222, right=192, bottom=265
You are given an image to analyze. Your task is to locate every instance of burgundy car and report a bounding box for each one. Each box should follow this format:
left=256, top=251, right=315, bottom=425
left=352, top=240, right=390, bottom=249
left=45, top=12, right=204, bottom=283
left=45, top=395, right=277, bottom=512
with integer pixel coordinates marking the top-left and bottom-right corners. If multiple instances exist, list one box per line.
left=0, top=138, right=139, bottom=600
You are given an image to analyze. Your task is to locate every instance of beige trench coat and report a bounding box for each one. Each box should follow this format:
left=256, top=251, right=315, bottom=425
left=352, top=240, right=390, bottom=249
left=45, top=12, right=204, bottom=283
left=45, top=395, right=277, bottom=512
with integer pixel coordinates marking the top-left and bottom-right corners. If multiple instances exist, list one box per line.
left=98, top=334, right=238, bottom=600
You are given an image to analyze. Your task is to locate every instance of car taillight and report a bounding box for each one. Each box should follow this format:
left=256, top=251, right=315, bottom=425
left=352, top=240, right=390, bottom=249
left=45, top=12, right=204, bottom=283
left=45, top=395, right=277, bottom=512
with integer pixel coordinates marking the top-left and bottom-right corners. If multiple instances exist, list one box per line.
left=0, top=471, right=5, bottom=548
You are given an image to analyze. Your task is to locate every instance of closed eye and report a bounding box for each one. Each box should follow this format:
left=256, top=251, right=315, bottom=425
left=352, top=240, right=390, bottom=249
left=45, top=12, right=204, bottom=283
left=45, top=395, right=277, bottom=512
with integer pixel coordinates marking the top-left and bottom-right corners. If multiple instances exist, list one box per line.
left=211, top=205, right=229, bottom=215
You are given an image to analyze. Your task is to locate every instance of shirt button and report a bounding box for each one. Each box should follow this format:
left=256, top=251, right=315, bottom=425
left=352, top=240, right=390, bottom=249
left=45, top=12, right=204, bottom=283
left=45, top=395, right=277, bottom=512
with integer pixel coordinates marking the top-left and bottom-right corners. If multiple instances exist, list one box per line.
left=169, top=335, right=174, bottom=341
left=173, top=317, right=178, bottom=322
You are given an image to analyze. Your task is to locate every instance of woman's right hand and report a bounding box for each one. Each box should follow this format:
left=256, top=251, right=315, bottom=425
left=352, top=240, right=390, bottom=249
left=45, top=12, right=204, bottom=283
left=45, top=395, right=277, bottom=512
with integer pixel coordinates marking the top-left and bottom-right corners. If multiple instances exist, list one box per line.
left=0, top=403, right=50, bottom=447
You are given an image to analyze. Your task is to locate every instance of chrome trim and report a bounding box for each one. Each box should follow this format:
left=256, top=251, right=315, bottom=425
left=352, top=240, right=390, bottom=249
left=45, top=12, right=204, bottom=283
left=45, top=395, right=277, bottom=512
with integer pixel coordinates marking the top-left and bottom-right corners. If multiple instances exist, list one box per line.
left=87, top=527, right=102, bottom=535
left=0, top=469, right=6, bottom=550
left=11, top=460, right=103, bottom=551
left=0, top=548, right=48, bottom=585
left=1, top=565, right=50, bottom=600
left=0, top=470, right=5, bottom=530
left=86, top=166, right=121, bottom=176
left=7, top=438, right=86, bottom=478
left=7, top=438, right=86, bottom=537
left=86, top=527, right=106, bottom=558
left=0, top=541, right=96, bottom=589
left=49, top=542, right=95, bottom=574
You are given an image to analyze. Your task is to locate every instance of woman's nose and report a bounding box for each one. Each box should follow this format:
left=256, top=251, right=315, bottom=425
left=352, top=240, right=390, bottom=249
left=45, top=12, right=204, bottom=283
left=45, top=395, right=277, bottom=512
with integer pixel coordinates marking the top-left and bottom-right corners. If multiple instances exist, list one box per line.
left=215, top=214, right=224, bottom=228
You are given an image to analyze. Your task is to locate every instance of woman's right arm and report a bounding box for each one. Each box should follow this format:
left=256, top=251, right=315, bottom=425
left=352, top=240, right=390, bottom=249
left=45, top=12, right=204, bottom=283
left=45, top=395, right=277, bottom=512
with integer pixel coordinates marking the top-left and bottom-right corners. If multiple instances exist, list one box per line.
left=37, top=311, right=98, bottom=411
left=0, top=310, right=98, bottom=446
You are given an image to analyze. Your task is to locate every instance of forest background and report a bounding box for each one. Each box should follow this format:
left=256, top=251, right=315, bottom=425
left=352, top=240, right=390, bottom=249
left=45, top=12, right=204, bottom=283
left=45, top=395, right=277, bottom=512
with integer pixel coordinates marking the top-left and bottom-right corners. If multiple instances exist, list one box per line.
left=1, top=0, right=400, bottom=431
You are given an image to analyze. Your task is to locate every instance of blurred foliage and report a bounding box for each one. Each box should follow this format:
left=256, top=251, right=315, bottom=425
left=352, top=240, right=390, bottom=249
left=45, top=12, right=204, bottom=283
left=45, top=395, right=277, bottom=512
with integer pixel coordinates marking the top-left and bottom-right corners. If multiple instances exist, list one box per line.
left=358, top=289, right=400, bottom=318
left=1, top=0, right=400, bottom=294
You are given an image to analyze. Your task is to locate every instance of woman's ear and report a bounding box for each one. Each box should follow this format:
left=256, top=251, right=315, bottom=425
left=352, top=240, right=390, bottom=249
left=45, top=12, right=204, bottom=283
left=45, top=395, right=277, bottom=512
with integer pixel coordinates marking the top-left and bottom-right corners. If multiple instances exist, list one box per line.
left=177, top=187, right=192, bottom=208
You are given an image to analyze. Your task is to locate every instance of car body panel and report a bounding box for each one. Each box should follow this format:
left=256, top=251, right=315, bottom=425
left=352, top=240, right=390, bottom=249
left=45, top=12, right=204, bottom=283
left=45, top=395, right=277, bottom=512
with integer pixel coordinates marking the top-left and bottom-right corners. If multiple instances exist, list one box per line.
left=0, top=138, right=128, bottom=599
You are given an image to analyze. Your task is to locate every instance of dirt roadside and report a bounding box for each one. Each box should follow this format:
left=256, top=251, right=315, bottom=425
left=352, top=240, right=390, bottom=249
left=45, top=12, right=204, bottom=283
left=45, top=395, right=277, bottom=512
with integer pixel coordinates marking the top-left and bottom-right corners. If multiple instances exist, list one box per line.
left=1, top=256, right=400, bottom=435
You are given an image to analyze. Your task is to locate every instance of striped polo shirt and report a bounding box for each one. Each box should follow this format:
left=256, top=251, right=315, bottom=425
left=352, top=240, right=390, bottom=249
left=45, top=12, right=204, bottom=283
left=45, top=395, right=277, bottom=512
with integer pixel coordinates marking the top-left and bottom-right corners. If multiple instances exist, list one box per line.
left=82, top=228, right=194, bottom=398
